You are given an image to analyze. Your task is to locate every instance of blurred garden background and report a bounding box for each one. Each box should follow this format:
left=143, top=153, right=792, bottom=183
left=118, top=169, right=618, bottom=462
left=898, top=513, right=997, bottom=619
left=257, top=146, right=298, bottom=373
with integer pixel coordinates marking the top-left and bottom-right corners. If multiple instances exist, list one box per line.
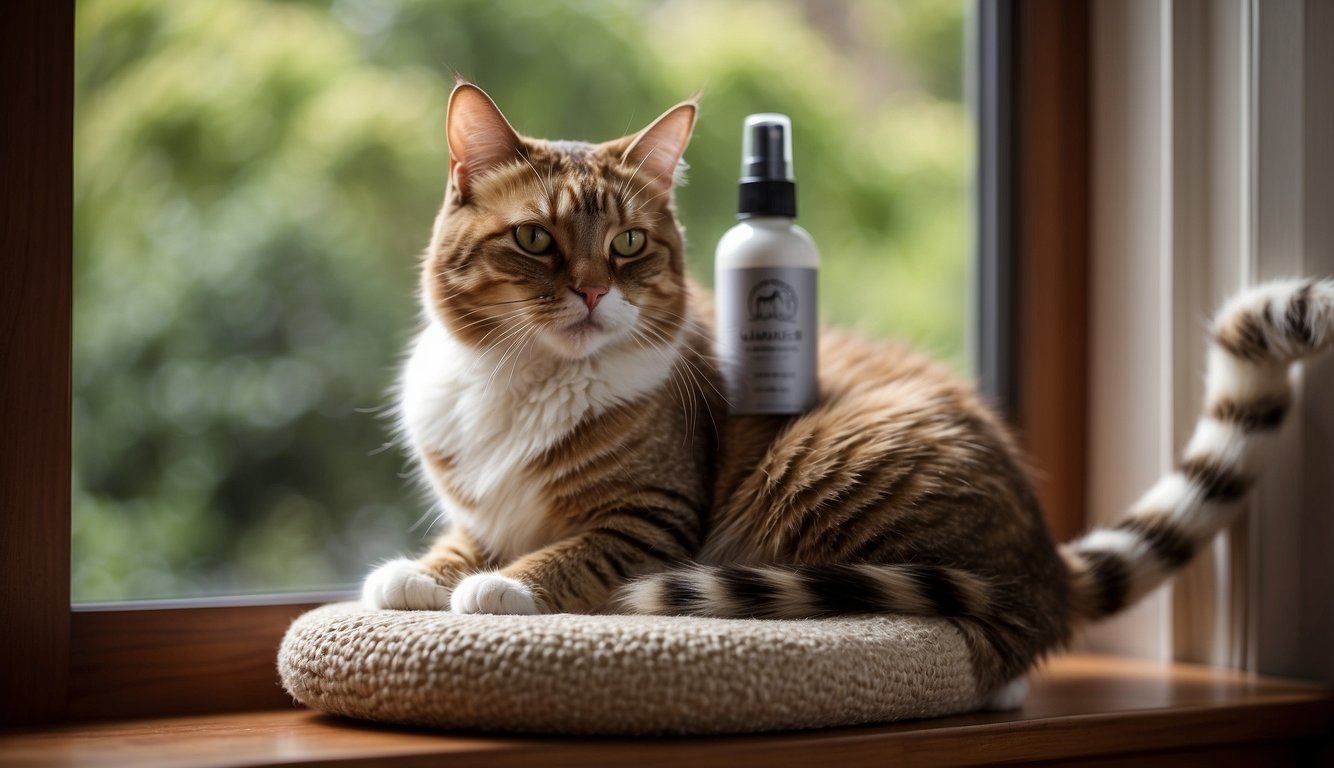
left=73, top=0, right=969, bottom=601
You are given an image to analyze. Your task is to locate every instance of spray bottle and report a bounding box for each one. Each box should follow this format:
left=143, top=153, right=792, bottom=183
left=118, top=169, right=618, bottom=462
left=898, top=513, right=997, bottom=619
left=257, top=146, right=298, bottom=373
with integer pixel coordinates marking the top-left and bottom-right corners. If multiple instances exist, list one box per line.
left=715, top=114, right=819, bottom=414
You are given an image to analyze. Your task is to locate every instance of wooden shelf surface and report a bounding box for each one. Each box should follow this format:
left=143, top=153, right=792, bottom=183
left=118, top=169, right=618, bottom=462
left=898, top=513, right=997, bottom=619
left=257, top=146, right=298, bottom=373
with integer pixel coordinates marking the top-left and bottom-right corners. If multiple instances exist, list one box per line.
left=1, top=654, right=1331, bottom=768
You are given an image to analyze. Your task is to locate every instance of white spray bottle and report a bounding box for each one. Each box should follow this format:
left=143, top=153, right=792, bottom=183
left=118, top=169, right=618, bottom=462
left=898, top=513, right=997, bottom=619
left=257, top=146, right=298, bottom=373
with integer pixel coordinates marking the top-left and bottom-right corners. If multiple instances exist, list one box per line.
left=715, top=113, right=819, bottom=414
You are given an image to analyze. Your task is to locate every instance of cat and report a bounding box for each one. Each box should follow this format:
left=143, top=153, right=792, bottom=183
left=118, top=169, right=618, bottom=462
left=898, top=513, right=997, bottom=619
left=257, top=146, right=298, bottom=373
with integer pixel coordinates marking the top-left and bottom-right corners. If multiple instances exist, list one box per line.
left=361, top=81, right=1334, bottom=704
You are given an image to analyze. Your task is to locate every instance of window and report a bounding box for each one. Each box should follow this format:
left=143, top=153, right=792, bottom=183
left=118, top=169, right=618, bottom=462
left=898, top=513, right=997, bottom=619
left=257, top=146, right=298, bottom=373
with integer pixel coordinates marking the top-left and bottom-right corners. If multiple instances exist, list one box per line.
left=2, top=0, right=1094, bottom=724
left=72, top=0, right=972, bottom=603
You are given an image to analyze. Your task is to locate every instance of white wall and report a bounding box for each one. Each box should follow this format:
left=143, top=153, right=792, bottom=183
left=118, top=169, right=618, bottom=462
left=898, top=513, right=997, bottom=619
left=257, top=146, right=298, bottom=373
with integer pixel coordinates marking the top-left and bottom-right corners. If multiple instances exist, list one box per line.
left=1086, top=0, right=1334, bottom=681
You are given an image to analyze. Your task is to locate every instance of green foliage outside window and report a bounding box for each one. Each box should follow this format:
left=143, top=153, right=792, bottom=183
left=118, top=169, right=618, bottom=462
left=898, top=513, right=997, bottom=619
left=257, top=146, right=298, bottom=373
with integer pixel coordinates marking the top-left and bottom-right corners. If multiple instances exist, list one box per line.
left=73, top=0, right=968, bottom=600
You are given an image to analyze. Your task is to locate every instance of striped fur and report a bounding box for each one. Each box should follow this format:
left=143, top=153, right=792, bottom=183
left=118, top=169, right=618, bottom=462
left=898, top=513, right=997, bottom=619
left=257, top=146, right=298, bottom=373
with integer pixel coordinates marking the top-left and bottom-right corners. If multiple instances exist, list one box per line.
left=618, top=564, right=990, bottom=619
left=1061, top=278, right=1334, bottom=621
left=364, top=83, right=1334, bottom=703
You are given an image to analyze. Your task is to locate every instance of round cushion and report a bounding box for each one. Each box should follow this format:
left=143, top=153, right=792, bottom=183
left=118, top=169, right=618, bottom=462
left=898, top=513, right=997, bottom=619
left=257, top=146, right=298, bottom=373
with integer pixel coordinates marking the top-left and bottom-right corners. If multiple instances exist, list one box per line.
left=278, top=602, right=985, bottom=735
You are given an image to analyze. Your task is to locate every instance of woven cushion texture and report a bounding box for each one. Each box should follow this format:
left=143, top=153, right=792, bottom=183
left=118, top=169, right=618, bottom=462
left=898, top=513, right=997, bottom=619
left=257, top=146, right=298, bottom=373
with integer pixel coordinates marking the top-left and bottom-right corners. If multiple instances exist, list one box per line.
left=278, top=602, right=984, bottom=735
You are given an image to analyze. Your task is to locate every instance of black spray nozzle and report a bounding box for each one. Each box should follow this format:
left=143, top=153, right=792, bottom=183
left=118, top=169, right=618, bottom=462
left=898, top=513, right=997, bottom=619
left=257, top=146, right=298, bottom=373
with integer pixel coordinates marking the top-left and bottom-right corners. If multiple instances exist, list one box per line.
left=738, top=113, right=796, bottom=218
left=741, top=113, right=794, bottom=182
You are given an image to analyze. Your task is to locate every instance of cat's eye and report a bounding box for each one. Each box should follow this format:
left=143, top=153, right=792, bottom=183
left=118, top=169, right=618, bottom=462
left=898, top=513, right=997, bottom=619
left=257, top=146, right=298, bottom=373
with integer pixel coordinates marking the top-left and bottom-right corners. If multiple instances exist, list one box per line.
left=611, top=229, right=647, bottom=258
left=513, top=224, right=554, bottom=255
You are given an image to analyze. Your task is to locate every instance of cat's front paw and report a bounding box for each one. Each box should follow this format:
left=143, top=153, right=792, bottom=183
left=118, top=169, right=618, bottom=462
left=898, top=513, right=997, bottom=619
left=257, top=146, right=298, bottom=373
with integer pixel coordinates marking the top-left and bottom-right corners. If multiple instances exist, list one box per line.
left=450, top=572, right=542, bottom=615
left=361, top=558, right=451, bottom=610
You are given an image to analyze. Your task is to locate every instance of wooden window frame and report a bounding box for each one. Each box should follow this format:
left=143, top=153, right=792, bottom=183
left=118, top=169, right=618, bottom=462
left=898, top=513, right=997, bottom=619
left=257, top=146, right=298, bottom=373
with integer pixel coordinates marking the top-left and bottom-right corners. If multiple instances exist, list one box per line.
left=2, top=2, right=74, bottom=725
left=974, top=0, right=1089, bottom=543
left=1011, top=0, right=1089, bottom=544
left=0, top=0, right=1090, bottom=725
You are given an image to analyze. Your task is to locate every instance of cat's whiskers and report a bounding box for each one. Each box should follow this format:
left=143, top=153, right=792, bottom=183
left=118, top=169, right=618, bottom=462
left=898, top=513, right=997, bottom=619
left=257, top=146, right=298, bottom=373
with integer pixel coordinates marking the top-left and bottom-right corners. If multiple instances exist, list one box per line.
left=637, top=324, right=731, bottom=413
left=448, top=303, right=542, bottom=337
left=450, top=307, right=541, bottom=381
left=623, top=164, right=674, bottom=216
left=637, top=306, right=724, bottom=357
left=505, top=321, right=544, bottom=393
left=484, top=320, right=542, bottom=395
left=429, top=284, right=545, bottom=323
left=635, top=316, right=731, bottom=412
left=449, top=299, right=537, bottom=323
left=431, top=284, right=545, bottom=308
left=616, top=146, right=658, bottom=204
left=518, top=151, right=555, bottom=202
left=625, top=328, right=695, bottom=449
left=452, top=314, right=543, bottom=377
left=460, top=296, right=545, bottom=308
left=465, top=314, right=539, bottom=379
left=406, top=501, right=442, bottom=536
left=622, top=297, right=731, bottom=422
left=467, top=325, right=529, bottom=383
left=431, top=261, right=491, bottom=281
left=465, top=301, right=554, bottom=352
left=643, top=322, right=727, bottom=434
left=634, top=324, right=724, bottom=441
left=629, top=319, right=717, bottom=444
left=668, top=352, right=701, bottom=449
left=625, top=187, right=671, bottom=220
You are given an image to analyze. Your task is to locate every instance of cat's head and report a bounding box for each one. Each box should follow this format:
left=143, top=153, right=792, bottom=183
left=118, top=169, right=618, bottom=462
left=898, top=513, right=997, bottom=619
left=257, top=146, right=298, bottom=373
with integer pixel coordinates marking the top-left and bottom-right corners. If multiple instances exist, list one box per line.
left=423, top=83, right=696, bottom=361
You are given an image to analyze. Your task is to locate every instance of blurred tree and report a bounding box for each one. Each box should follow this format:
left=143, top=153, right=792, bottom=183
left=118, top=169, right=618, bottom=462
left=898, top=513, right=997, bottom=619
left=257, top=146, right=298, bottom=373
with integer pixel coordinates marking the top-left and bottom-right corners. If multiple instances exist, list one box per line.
left=73, top=0, right=966, bottom=600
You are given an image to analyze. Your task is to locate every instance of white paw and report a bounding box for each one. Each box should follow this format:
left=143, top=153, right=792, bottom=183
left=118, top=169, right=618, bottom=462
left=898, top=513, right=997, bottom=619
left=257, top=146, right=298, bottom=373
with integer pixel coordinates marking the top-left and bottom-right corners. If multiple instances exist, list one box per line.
left=450, top=572, right=542, bottom=615
left=983, top=675, right=1029, bottom=711
left=361, top=558, right=450, bottom=610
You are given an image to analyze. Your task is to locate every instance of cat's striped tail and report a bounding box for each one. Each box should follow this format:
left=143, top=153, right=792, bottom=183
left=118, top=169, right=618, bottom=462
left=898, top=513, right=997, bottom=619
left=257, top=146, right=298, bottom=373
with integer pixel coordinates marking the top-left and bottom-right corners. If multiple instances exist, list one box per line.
left=1062, top=277, right=1334, bottom=623
left=615, top=562, right=993, bottom=620
left=617, top=279, right=1333, bottom=625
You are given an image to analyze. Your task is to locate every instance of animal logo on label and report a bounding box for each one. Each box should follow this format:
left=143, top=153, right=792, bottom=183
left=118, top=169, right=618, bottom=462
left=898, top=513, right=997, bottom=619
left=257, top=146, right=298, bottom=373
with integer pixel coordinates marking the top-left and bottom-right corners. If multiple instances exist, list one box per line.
left=747, top=279, right=799, bottom=322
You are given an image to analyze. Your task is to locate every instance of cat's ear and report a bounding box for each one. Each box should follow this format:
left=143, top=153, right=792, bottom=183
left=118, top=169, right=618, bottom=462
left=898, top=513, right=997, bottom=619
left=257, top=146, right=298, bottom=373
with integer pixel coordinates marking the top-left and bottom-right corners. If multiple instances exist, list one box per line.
left=446, top=83, right=524, bottom=199
left=616, top=100, right=697, bottom=192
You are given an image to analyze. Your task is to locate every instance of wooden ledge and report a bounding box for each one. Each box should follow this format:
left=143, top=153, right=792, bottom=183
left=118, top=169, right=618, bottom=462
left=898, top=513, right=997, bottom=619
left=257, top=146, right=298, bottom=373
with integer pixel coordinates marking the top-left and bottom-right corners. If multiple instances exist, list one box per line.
left=2, top=654, right=1331, bottom=768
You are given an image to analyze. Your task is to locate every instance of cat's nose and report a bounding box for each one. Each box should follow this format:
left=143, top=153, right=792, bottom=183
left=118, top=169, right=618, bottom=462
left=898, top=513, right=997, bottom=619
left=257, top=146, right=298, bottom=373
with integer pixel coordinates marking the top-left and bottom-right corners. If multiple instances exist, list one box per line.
left=571, top=285, right=609, bottom=312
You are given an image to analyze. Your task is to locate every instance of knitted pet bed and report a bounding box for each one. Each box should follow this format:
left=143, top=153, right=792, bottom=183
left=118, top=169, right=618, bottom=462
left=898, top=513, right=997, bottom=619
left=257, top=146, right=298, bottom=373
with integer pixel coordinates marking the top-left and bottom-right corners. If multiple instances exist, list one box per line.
left=278, top=602, right=989, bottom=735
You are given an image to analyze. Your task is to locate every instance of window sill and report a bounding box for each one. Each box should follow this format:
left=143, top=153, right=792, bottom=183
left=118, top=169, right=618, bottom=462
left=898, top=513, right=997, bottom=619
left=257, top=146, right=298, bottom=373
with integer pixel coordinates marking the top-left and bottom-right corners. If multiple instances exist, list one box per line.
left=2, top=653, right=1330, bottom=767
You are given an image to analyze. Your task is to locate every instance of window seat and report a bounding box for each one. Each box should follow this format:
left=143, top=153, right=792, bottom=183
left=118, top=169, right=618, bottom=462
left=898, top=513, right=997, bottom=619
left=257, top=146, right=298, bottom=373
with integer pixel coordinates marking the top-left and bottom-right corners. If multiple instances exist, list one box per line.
left=1, top=653, right=1330, bottom=767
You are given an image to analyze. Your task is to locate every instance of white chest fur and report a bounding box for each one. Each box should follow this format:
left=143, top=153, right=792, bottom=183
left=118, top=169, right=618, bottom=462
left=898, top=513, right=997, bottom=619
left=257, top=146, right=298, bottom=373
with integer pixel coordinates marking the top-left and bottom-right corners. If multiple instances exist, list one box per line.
left=399, top=321, right=678, bottom=561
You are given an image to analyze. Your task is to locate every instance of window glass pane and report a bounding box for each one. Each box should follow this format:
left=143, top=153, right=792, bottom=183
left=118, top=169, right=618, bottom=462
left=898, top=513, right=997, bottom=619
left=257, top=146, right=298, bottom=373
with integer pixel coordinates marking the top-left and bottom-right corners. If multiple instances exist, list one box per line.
left=73, top=0, right=969, bottom=601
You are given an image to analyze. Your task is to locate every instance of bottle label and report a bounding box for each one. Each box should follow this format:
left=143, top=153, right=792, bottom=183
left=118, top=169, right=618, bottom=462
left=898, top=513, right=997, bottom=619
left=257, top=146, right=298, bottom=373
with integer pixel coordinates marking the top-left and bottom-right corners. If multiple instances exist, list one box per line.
left=716, top=266, right=818, bottom=414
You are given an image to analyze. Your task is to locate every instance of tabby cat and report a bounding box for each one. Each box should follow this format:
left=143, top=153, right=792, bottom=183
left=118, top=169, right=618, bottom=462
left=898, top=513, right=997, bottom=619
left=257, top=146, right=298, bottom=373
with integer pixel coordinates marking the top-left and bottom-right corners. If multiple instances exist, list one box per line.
left=362, top=82, right=1334, bottom=704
